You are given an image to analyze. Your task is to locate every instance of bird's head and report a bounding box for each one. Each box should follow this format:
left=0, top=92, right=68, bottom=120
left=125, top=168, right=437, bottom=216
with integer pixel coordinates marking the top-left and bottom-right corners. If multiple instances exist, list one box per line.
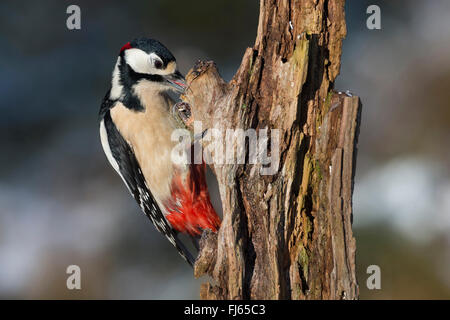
left=112, top=38, right=186, bottom=98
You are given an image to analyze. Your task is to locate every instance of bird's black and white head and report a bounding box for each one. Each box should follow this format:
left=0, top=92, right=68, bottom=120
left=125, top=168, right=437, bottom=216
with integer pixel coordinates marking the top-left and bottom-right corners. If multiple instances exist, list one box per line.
left=110, top=38, right=186, bottom=104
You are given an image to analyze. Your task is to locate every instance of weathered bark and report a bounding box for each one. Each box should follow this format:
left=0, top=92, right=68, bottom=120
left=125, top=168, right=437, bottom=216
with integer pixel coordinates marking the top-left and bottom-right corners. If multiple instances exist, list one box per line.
left=181, top=0, right=360, bottom=299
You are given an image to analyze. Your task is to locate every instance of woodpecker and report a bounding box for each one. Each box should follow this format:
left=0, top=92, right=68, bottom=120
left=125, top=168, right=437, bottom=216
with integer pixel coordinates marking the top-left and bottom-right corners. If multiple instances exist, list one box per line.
left=98, top=38, right=221, bottom=265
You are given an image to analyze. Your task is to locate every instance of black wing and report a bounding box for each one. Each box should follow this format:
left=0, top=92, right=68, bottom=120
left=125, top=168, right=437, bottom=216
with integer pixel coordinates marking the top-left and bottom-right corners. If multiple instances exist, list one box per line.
left=101, top=108, right=195, bottom=266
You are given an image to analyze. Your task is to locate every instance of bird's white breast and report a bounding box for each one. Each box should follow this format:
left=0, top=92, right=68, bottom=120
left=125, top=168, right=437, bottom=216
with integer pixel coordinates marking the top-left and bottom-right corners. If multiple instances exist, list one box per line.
left=110, top=82, right=187, bottom=212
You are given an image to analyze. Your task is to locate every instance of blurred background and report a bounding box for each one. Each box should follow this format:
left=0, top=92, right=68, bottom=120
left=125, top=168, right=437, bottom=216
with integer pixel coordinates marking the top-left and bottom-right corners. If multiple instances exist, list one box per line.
left=0, top=0, right=448, bottom=299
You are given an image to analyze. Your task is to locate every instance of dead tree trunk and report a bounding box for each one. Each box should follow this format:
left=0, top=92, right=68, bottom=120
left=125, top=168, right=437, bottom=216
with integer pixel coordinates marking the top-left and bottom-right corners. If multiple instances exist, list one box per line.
left=181, top=0, right=360, bottom=299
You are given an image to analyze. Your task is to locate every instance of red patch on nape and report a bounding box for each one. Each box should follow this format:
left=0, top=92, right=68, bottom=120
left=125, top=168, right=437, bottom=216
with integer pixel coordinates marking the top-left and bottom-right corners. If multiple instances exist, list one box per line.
left=166, top=163, right=221, bottom=236
left=120, top=42, right=132, bottom=53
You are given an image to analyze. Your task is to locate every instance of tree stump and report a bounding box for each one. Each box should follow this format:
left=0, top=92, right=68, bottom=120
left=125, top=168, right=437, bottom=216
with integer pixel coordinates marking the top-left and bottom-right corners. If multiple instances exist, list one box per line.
left=180, top=0, right=360, bottom=300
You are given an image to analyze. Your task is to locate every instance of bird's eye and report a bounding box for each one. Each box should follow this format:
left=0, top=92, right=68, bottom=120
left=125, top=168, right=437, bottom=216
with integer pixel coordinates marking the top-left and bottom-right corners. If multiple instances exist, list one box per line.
left=154, top=59, right=163, bottom=69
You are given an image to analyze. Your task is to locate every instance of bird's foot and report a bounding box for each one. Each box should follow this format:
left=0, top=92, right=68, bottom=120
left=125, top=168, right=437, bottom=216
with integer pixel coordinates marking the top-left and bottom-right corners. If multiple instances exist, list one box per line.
left=173, top=101, right=193, bottom=128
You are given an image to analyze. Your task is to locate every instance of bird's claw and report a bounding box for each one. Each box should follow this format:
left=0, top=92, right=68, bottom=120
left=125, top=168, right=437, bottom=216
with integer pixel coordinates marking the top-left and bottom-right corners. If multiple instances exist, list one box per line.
left=173, top=102, right=193, bottom=127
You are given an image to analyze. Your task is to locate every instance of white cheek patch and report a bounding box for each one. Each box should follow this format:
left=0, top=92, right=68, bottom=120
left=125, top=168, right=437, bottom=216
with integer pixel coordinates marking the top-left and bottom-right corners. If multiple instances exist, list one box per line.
left=125, top=48, right=152, bottom=74
left=125, top=49, right=177, bottom=76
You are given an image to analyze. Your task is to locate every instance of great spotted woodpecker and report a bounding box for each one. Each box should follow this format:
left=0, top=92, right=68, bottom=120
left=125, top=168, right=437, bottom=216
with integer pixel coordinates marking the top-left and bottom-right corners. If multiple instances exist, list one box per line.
left=98, top=38, right=221, bottom=265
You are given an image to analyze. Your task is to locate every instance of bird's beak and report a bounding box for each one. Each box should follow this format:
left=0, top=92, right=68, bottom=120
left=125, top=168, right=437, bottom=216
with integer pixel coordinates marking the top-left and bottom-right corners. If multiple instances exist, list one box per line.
left=165, top=70, right=186, bottom=93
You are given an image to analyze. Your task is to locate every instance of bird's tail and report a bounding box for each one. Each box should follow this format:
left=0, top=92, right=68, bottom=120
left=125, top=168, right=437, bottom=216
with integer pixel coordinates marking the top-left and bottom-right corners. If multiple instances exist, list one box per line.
left=173, top=234, right=196, bottom=267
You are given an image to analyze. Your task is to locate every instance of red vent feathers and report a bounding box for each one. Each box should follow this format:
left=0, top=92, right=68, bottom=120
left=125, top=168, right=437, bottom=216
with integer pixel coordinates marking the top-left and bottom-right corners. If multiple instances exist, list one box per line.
left=166, top=163, right=221, bottom=236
